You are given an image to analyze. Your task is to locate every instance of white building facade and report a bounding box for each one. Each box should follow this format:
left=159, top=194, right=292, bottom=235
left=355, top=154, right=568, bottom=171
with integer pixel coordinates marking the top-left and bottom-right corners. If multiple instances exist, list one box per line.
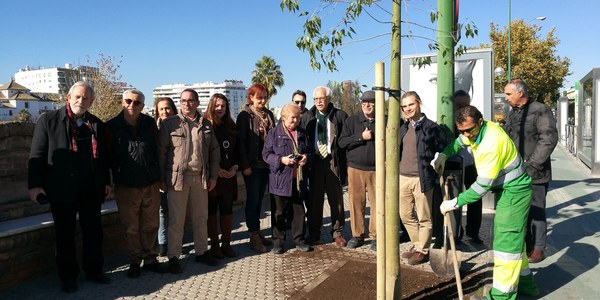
left=14, top=64, right=98, bottom=97
left=153, top=80, right=247, bottom=119
left=0, top=80, right=56, bottom=122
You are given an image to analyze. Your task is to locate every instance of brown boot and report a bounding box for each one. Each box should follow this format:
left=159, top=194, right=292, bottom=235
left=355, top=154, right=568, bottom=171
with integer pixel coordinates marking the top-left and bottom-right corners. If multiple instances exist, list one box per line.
left=249, top=231, right=267, bottom=253
left=208, top=215, right=224, bottom=259
left=220, top=215, right=236, bottom=257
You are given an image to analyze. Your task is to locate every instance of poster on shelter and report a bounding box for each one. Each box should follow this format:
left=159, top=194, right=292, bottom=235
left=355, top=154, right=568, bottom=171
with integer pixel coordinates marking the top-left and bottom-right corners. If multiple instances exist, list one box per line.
left=401, top=49, right=494, bottom=121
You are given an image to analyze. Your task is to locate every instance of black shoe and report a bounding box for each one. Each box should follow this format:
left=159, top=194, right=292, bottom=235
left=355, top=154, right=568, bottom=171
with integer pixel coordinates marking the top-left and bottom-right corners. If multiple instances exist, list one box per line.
left=370, top=240, right=377, bottom=251
left=296, top=242, right=313, bottom=252
left=195, top=252, right=220, bottom=266
left=127, top=263, right=141, bottom=278
left=346, top=237, right=364, bottom=249
left=159, top=244, right=167, bottom=257
left=305, top=236, right=320, bottom=246
left=168, top=257, right=183, bottom=274
left=143, top=260, right=167, bottom=273
left=61, top=278, right=78, bottom=293
left=272, top=244, right=284, bottom=254
left=467, top=234, right=484, bottom=244
left=86, top=273, right=111, bottom=284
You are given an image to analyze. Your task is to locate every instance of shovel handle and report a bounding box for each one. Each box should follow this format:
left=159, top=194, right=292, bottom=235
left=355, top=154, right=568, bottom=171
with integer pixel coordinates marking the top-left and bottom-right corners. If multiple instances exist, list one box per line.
left=445, top=213, right=464, bottom=299
left=441, top=175, right=464, bottom=299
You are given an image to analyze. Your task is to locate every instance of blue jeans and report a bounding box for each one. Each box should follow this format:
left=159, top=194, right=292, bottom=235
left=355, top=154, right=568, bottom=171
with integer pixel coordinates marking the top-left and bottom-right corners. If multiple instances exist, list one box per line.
left=158, top=191, right=168, bottom=245
left=243, top=168, right=269, bottom=232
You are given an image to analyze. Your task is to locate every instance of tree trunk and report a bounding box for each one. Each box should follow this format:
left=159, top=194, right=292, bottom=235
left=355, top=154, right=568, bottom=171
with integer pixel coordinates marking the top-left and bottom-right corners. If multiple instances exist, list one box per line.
left=385, top=1, right=401, bottom=299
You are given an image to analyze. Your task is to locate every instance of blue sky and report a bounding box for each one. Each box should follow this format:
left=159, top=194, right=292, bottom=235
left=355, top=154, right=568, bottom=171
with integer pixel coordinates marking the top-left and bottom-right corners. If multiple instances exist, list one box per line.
left=1, top=0, right=595, bottom=108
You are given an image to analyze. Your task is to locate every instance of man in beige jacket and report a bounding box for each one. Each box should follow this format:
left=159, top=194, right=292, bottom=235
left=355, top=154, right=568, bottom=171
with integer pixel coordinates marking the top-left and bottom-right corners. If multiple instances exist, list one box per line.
left=159, top=88, right=221, bottom=273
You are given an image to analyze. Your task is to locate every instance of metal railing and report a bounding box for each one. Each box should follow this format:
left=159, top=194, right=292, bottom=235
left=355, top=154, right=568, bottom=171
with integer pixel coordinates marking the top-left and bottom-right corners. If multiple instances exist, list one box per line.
left=565, top=124, right=577, bottom=155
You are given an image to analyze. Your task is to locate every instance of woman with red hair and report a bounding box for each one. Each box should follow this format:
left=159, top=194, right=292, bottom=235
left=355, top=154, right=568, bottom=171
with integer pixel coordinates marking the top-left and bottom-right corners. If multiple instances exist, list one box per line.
left=236, top=83, right=276, bottom=253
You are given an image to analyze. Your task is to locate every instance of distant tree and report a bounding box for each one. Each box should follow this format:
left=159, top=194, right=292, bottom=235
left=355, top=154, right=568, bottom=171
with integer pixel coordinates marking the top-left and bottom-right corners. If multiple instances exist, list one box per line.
left=251, top=55, right=285, bottom=98
left=13, top=109, right=32, bottom=123
left=485, top=20, right=571, bottom=107
left=67, top=52, right=124, bottom=122
left=327, top=80, right=361, bottom=116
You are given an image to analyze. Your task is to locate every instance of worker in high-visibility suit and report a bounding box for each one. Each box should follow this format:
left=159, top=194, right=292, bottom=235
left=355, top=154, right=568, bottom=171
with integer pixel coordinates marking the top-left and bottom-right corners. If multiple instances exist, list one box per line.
left=432, top=105, right=539, bottom=300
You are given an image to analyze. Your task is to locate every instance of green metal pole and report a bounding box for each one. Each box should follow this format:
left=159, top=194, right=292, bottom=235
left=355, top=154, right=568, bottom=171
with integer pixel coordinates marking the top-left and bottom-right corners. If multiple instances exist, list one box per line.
left=385, top=1, right=401, bottom=299
left=437, top=0, right=455, bottom=132
left=507, top=0, right=511, bottom=82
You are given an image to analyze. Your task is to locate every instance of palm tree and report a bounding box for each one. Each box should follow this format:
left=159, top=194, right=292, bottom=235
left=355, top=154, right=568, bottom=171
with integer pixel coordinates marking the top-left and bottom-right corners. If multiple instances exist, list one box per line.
left=251, top=55, right=285, bottom=98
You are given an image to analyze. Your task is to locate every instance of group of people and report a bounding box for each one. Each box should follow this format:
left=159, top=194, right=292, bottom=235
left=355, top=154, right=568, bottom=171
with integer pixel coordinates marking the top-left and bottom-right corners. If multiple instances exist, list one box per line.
left=28, top=79, right=557, bottom=300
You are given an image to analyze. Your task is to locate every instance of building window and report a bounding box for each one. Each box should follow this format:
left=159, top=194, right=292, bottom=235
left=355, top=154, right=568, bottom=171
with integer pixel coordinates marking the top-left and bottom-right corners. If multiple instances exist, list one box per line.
left=9, top=110, right=13, bottom=116
left=25, top=102, right=29, bottom=109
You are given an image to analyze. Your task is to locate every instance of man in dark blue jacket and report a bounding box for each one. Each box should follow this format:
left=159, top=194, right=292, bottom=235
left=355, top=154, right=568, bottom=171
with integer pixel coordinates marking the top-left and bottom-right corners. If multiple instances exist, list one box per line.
left=28, top=81, right=112, bottom=293
left=107, top=89, right=166, bottom=278
left=399, top=91, right=449, bottom=265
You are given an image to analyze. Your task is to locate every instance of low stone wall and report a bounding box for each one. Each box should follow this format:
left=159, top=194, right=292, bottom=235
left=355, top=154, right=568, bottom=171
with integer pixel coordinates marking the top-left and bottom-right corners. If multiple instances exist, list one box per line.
left=0, top=122, right=34, bottom=206
left=0, top=209, right=125, bottom=290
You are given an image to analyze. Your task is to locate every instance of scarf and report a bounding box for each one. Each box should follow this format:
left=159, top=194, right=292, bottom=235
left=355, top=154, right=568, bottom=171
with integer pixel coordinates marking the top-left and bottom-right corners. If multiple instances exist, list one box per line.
left=249, top=105, right=274, bottom=141
left=66, top=103, right=98, bottom=159
left=283, top=125, right=302, bottom=191
left=315, top=109, right=330, bottom=144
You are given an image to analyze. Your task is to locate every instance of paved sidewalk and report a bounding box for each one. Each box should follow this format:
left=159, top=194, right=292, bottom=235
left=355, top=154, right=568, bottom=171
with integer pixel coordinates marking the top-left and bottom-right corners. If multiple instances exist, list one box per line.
left=526, top=145, right=600, bottom=299
left=1, top=145, right=597, bottom=299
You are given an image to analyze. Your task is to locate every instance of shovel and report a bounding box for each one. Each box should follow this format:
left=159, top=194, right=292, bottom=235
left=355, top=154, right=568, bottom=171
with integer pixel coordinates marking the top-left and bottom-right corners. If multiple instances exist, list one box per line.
left=430, top=176, right=464, bottom=298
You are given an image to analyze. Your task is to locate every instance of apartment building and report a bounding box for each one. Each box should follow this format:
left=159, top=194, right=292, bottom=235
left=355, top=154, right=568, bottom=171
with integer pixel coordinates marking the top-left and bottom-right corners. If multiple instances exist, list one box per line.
left=153, top=80, right=246, bottom=118
left=13, top=64, right=98, bottom=97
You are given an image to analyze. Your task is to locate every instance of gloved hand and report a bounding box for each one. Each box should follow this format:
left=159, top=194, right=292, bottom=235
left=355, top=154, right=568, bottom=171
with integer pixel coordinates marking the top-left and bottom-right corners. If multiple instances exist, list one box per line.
left=440, top=198, right=458, bottom=215
left=431, top=152, right=447, bottom=175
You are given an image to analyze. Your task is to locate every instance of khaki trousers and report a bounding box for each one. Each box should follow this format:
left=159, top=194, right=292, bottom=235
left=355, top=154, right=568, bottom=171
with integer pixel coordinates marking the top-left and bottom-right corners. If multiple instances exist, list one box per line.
left=115, top=183, right=161, bottom=264
left=399, top=175, right=433, bottom=254
left=347, top=167, right=376, bottom=239
left=167, top=173, right=208, bottom=258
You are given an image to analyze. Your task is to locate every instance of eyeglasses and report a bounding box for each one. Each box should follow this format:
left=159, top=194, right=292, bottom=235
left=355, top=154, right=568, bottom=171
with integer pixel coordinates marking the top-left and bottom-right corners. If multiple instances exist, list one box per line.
left=314, top=97, right=327, bottom=102
left=459, top=124, right=478, bottom=135
left=180, top=99, right=197, bottom=105
left=294, top=101, right=306, bottom=105
left=361, top=101, right=374, bottom=105
left=124, top=99, right=143, bottom=107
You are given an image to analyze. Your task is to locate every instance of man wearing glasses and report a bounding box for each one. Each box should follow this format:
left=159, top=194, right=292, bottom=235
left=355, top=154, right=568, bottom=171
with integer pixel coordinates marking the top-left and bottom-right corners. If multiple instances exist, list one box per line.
left=300, top=86, right=348, bottom=246
left=432, top=105, right=539, bottom=300
left=158, top=89, right=221, bottom=273
left=107, top=89, right=166, bottom=278
left=292, top=90, right=309, bottom=123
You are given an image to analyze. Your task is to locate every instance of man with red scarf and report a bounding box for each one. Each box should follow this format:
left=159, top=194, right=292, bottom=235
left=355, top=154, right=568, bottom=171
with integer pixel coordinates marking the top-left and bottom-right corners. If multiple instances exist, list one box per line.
left=28, top=81, right=112, bottom=293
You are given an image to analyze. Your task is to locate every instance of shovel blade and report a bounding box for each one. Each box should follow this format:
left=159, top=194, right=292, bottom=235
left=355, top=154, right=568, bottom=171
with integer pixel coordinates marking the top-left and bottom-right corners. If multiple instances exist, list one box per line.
left=430, top=248, right=462, bottom=277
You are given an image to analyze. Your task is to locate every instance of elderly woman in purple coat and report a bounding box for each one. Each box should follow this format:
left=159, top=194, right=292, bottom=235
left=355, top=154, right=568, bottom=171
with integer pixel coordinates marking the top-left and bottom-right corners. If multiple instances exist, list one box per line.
left=262, top=103, right=313, bottom=254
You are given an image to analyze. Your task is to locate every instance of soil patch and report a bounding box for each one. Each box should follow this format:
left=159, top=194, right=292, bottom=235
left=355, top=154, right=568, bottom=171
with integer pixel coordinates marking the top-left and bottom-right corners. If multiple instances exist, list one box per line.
left=290, top=256, right=490, bottom=300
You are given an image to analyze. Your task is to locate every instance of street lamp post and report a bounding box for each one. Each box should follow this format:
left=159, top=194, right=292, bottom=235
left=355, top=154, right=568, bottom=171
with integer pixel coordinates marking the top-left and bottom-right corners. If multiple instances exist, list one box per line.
left=508, top=0, right=512, bottom=82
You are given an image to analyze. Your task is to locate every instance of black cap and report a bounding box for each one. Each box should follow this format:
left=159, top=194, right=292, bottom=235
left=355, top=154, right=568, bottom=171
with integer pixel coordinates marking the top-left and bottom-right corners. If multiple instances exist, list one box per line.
left=360, top=90, right=375, bottom=101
